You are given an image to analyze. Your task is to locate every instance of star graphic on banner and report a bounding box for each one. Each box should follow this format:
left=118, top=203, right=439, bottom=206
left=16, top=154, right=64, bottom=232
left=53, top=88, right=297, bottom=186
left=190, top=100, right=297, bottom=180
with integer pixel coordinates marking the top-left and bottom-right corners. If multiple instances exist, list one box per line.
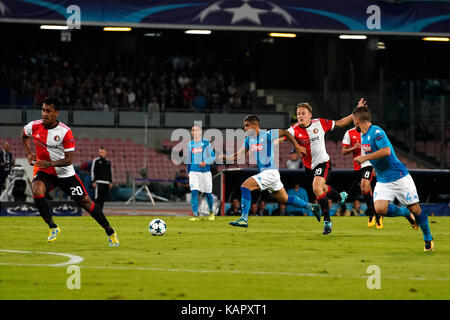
left=224, top=2, right=268, bottom=25
left=196, top=1, right=224, bottom=22
left=270, top=4, right=296, bottom=25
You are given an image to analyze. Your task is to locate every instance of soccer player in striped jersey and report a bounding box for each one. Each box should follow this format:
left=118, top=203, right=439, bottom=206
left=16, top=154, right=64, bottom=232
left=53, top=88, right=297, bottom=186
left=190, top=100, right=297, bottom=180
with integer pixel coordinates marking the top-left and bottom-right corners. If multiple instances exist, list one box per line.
left=342, top=127, right=382, bottom=228
left=353, top=106, right=433, bottom=252
left=186, top=124, right=216, bottom=221
left=21, top=97, right=119, bottom=247
left=220, top=115, right=320, bottom=228
left=279, top=99, right=367, bottom=234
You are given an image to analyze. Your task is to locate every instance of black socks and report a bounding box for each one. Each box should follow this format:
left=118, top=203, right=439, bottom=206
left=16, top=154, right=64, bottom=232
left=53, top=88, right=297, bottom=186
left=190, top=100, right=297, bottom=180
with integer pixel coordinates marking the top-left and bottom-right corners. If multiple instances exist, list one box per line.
left=34, top=196, right=57, bottom=228
left=88, top=203, right=115, bottom=236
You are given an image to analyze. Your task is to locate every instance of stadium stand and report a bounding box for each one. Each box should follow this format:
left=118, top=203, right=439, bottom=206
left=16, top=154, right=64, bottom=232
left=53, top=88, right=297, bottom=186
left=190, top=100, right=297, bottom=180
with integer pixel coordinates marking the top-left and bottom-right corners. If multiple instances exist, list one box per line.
left=0, top=50, right=256, bottom=112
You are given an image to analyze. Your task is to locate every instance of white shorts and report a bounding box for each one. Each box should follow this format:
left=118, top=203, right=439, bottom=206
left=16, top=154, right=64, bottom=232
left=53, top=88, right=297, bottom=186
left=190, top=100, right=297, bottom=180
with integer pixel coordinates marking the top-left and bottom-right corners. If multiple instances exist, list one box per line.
left=373, top=174, right=420, bottom=206
left=252, top=169, right=284, bottom=193
left=189, top=171, right=212, bottom=193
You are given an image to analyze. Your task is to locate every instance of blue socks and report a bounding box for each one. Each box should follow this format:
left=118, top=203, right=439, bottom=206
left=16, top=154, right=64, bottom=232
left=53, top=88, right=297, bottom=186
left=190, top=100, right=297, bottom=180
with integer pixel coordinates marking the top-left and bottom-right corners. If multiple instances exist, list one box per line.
left=191, top=191, right=214, bottom=216
left=386, top=204, right=433, bottom=242
left=416, top=211, right=433, bottom=242
left=190, top=190, right=199, bottom=216
left=287, top=195, right=309, bottom=210
left=240, top=187, right=252, bottom=221
left=205, top=193, right=214, bottom=212
left=386, top=204, right=410, bottom=217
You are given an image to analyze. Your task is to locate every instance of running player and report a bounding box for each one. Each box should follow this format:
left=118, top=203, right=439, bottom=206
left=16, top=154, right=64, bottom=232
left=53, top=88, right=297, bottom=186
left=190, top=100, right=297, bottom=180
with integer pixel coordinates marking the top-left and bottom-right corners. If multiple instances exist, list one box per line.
left=280, top=99, right=366, bottom=234
left=220, top=115, right=320, bottom=227
left=342, top=127, right=382, bottom=228
left=187, top=124, right=215, bottom=221
left=353, top=106, right=434, bottom=252
left=21, top=97, right=119, bottom=247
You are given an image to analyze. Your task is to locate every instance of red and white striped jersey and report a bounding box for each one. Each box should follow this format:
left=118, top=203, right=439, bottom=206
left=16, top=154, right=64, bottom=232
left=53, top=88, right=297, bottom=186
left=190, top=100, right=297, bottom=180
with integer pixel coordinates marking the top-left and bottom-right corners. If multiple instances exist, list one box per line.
left=23, top=120, right=76, bottom=178
left=287, top=118, right=335, bottom=170
left=342, top=127, right=370, bottom=171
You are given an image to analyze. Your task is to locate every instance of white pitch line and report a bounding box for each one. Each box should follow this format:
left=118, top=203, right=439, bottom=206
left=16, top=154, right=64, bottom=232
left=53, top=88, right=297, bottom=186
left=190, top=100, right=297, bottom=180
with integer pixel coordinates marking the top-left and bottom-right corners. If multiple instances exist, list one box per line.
left=73, top=265, right=450, bottom=282
left=0, top=249, right=84, bottom=267
left=1, top=250, right=449, bottom=282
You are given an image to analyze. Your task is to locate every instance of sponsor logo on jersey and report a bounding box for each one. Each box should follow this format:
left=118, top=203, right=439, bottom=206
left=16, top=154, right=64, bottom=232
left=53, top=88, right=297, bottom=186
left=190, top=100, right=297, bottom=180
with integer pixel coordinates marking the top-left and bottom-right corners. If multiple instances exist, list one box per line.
left=362, top=144, right=372, bottom=153
left=192, top=147, right=203, bottom=153
left=250, top=144, right=264, bottom=152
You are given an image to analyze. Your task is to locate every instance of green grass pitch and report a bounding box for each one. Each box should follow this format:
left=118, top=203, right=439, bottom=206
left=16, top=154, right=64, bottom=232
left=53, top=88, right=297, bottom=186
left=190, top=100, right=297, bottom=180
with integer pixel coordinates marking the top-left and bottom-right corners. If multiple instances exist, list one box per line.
left=0, top=216, right=449, bottom=300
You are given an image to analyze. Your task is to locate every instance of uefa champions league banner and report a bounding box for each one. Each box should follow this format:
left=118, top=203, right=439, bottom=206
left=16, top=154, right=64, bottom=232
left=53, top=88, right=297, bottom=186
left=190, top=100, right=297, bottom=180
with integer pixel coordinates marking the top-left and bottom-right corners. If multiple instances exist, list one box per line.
left=0, top=201, right=82, bottom=216
left=0, top=0, right=450, bottom=35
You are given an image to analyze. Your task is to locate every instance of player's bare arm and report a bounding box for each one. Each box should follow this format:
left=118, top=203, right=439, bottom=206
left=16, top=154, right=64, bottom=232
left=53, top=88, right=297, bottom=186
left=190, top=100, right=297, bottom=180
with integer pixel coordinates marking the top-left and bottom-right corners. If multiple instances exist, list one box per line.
left=279, top=129, right=306, bottom=156
left=355, top=147, right=390, bottom=164
left=342, top=142, right=361, bottom=156
left=220, top=146, right=248, bottom=162
left=335, top=98, right=367, bottom=128
left=21, top=132, right=36, bottom=165
left=36, top=151, right=74, bottom=169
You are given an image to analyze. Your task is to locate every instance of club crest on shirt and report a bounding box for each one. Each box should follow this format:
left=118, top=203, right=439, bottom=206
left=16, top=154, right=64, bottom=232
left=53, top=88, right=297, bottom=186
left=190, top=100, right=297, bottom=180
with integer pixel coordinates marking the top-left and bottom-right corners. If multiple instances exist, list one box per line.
left=54, top=135, right=60, bottom=141
left=313, top=128, right=319, bottom=134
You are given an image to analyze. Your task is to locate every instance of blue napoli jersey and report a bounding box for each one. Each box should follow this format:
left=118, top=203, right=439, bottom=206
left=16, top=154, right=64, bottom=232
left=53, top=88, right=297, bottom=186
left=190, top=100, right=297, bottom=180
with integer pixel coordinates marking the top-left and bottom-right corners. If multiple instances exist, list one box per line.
left=361, top=125, right=409, bottom=183
left=244, top=129, right=279, bottom=172
left=186, top=139, right=215, bottom=173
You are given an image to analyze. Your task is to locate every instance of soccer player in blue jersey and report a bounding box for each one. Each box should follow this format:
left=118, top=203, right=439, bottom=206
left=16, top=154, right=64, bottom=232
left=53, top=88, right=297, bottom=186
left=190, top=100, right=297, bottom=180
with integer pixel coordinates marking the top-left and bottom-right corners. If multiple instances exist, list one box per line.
left=187, top=124, right=216, bottom=221
left=220, top=115, right=321, bottom=227
left=353, top=106, right=434, bottom=252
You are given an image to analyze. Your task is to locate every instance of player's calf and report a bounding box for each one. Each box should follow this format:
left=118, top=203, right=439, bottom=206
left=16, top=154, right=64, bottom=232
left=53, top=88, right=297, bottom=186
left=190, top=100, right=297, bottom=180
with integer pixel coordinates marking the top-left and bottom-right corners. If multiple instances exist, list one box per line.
left=78, top=196, right=115, bottom=236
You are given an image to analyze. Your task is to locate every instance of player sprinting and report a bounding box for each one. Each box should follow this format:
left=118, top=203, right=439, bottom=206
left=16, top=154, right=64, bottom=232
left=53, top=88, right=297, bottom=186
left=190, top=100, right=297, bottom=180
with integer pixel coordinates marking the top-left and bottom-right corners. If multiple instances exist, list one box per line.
left=279, top=100, right=366, bottom=235
left=342, top=127, right=382, bottom=228
left=353, top=106, right=434, bottom=252
left=21, top=97, right=119, bottom=247
left=220, top=115, right=321, bottom=227
left=187, top=124, right=216, bottom=221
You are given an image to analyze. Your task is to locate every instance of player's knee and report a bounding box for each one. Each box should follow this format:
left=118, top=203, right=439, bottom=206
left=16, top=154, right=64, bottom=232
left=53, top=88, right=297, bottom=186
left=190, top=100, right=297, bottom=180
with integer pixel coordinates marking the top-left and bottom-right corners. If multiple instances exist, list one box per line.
left=408, top=203, right=421, bottom=216
left=77, top=196, right=91, bottom=208
left=374, top=202, right=388, bottom=215
left=313, top=186, right=324, bottom=197
left=360, top=184, right=371, bottom=195
left=31, top=182, right=46, bottom=196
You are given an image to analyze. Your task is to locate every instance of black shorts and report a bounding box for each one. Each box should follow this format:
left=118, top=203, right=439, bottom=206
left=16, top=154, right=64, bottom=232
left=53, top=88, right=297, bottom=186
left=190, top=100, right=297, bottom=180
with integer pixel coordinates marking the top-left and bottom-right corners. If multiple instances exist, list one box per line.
left=357, top=166, right=375, bottom=182
left=33, top=171, right=89, bottom=201
left=305, top=161, right=332, bottom=181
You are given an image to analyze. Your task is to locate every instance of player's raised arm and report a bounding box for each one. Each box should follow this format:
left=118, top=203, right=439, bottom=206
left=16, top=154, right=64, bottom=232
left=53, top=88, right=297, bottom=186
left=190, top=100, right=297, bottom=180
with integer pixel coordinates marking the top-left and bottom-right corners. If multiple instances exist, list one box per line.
left=278, top=129, right=306, bottom=156
left=220, top=145, right=247, bottom=163
left=335, top=98, right=367, bottom=128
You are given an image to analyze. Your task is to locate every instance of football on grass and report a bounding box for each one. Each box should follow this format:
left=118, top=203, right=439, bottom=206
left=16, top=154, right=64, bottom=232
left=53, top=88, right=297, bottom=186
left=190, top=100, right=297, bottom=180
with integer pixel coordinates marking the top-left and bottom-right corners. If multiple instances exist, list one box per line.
left=148, top=218, right=167, bottom=236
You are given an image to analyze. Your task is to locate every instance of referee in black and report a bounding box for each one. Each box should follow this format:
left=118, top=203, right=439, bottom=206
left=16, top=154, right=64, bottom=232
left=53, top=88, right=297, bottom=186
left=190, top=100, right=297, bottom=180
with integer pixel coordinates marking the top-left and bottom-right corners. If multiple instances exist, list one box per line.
left=91, top=146, right=113, bottom=209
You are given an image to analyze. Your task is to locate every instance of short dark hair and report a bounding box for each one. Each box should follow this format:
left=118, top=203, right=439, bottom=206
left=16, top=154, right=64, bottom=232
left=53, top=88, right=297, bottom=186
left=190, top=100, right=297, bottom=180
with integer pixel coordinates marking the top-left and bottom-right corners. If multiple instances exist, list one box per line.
left=296, top=102, right=313, bottom=114
left=42, top=96, right=62, bottom=111
left=243, top=114, right=260, bottom=124
left=353, top=106, right=371, bottom=122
